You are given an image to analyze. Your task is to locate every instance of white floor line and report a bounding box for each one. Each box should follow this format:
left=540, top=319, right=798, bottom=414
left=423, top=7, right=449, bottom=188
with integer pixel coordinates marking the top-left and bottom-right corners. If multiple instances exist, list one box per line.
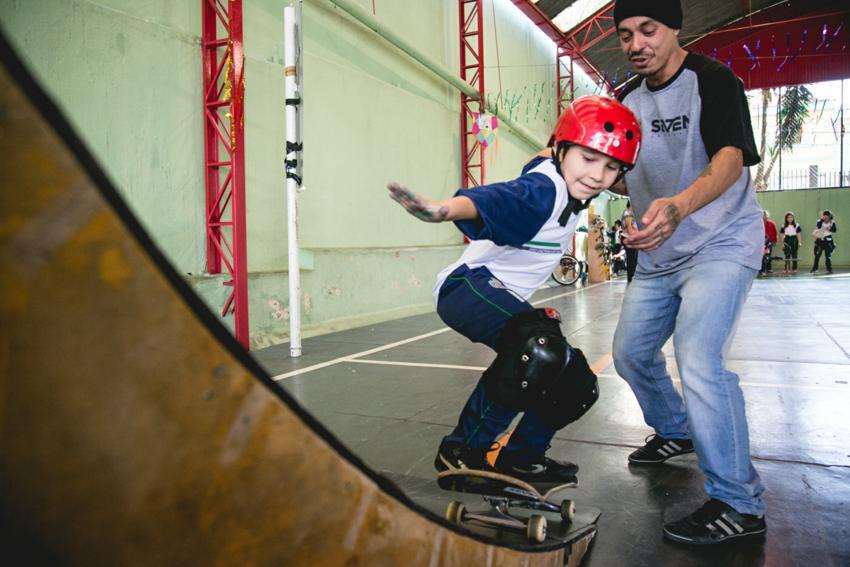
left=271, top=327, right=451, bottom=381
left=272, top=281, right=603, bottom=382
left=531, top=281, right=607, bottom=305
left=597, top=372, right=850, bottom=392
left=349, top=359, right=487, bottom=372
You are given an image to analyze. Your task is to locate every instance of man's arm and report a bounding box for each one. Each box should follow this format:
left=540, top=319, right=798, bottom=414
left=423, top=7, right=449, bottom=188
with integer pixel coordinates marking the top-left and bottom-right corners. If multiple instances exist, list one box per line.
left=623, top=146, right=743, bottom=251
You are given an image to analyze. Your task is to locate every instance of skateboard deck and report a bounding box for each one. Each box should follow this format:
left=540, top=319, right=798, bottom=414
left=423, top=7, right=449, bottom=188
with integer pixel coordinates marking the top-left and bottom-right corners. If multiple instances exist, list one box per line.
left=437, top=468, right=581, bottom=542
left=437, top=468, right=577, bottom=501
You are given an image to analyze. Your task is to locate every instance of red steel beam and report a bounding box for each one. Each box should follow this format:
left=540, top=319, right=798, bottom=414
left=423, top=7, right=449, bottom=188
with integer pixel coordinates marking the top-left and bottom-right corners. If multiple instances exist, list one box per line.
left=561, top=2, right=616, bottom=54
left=202, top=0, right=250, bottom=350
left=557, top=45, right=574, bottom=116
left=459, top=0, right=485, bottom=188
left=510, top=1, right=614, bottom=100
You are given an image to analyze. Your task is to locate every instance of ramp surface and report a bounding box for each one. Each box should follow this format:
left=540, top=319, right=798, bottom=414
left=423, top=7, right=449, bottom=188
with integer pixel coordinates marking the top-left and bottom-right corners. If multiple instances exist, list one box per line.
left=0, top=31, right=595, bottom=566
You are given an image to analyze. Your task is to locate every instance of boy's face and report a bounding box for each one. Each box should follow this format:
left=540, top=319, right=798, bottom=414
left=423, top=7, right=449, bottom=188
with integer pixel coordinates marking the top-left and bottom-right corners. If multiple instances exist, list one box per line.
left=822, top=213, right=830, bottom=222
left=561, top=145, right=623, bottom=200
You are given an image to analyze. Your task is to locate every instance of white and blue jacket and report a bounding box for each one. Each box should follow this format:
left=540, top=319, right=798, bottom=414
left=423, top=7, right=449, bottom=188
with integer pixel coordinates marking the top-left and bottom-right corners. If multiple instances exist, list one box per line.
left=433, top=156, right=584, bottom=304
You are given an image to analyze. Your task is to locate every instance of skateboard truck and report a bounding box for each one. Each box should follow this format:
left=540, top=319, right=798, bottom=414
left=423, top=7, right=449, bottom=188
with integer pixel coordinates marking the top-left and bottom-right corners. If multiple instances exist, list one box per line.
left=439, top=469, right=577, bottom=543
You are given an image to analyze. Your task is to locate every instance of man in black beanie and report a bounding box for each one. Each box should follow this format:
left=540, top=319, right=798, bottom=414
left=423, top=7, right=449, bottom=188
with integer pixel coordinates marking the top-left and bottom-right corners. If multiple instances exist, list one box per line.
left=609, top=0, right=768, bottom=546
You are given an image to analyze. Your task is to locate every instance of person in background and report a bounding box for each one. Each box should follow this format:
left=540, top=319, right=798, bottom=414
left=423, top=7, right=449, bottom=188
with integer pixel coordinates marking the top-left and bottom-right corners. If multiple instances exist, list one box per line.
left=811, top=210, right=837, bottom=274
left=780, top=211, right=802, bottom=274
left=621, top=201, right=638, bottom=283
left=761, top=210, right=778, bottom=275
left=609, top=219, right=626, bottom=276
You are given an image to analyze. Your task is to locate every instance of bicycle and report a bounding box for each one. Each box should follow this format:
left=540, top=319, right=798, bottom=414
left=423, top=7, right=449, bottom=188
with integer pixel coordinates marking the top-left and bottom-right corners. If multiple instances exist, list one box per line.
left=551, top=252, right=585, bottom=286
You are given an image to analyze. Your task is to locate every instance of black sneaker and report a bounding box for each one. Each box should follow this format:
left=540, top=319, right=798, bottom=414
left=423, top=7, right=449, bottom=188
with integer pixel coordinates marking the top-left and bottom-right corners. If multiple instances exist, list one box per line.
left=434, top=442, right=490, bottom=473
left=663, top=499, right=767, bottom=545
left=628, top=434, right=694, bottom=464
left=494, top=453, right=579, bottom=485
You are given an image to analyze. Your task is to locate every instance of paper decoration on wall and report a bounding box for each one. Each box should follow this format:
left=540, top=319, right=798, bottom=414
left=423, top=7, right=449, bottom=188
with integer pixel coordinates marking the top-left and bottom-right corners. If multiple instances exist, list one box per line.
left=473, top=112, right=498, bottom=148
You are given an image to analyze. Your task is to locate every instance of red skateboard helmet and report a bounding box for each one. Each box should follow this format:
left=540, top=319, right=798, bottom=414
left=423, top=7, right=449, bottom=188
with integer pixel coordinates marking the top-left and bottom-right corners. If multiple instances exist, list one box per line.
left=551, top=95, right=641, bottom=168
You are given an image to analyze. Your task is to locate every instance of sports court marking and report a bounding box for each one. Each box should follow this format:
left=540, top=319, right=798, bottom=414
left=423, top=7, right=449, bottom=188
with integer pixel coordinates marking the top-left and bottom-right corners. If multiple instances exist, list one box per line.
left=271, top=281, right=608, bottom=382
left=596, top=372, right=850, bottom=392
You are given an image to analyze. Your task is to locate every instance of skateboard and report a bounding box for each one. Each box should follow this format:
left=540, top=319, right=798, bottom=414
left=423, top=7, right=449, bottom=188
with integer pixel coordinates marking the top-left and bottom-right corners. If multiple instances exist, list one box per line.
left=437, top=468, right=578, bottom=543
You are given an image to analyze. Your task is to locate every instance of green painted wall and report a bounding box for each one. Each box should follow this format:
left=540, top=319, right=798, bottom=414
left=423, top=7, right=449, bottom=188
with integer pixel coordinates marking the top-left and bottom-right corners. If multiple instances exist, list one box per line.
left=1, top=0, right=593, bottom=348
left=757, top=188, right=849, bottom=269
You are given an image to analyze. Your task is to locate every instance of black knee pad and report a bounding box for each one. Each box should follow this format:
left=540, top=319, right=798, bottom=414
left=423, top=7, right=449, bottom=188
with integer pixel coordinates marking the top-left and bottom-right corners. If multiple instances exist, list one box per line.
left=483, top=309, right=568, bottom=411
left=530, top=347, right=599, bottom=430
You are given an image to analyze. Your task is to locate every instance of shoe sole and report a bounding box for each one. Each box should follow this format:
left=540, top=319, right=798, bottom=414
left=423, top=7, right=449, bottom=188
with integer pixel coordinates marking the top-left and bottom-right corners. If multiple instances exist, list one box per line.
left=663, top=526, right=766, bottom=545
left=628, top=448, right=695, bottom=464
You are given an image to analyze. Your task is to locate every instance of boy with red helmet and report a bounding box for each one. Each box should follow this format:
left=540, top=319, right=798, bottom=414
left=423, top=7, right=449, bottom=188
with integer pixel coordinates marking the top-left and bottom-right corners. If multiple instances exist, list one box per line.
left=387, top=95, right=640, bottom=485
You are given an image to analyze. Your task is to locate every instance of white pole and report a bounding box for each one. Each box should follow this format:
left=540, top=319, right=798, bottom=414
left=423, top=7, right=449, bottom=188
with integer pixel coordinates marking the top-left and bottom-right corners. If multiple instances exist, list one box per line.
left=284, top=5, right=302, bottom=357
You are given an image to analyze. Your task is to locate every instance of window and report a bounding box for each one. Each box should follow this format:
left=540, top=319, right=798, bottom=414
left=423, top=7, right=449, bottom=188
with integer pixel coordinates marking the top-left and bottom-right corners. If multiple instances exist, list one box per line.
left=748, top=79, right=848, bottom=190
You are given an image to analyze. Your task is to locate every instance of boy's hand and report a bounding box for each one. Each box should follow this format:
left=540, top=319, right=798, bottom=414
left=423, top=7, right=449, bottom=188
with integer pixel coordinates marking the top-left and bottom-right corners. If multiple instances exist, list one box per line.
left=388, top=182, right=449, bottom=223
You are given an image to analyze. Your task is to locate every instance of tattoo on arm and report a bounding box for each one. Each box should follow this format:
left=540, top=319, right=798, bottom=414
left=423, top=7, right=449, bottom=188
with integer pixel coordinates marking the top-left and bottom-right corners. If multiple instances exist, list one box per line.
left=663, top=203, right=681, bottom=229
left=697, top=163, right=713, bottom=179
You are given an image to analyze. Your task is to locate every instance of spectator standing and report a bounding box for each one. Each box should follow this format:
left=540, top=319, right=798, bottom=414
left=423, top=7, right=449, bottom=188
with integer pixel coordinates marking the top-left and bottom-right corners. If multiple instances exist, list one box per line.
left=621, top=202, right=638, bottom=283
left=761, top=210, right=778, bottom=275
left=780, top=211, right=802, bottom=274
left=811, top=210, right=837, bottom=274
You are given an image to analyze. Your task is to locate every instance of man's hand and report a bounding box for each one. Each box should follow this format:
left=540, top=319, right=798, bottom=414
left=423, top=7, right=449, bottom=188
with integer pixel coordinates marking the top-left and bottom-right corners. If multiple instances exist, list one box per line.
left=387, top=182, right=449, bottom=223
left=622, top=197, right=685, bottom=251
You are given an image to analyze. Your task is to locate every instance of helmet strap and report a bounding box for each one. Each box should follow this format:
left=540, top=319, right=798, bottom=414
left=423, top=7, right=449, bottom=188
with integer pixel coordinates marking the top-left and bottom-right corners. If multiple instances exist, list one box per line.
left=551, top=142, right=571, bottom=178
left=608, top=166, right=629, bottom=190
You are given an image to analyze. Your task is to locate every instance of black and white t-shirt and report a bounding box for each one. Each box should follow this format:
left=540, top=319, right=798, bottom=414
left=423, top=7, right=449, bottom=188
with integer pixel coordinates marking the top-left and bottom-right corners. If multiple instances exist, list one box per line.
left=619, top=52, right=763, bottom=276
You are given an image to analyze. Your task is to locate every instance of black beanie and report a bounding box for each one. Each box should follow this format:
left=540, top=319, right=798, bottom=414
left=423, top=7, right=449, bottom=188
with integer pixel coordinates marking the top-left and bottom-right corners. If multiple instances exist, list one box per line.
left=614, top=0, right=683, bottom=30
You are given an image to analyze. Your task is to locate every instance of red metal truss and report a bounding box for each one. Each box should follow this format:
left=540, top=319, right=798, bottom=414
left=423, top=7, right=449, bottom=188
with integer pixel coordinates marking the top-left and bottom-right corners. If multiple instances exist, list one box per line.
left=459, top=0, right=485, bottom=188
left=556, top=45, right=574, bottom=116
left=202, top=0, right=250, bottom=350
left=560, top=2, right=615, bottom=89
left=561, top=3, right=616, bottom=55
left=511, top=0, right=613, bottom=91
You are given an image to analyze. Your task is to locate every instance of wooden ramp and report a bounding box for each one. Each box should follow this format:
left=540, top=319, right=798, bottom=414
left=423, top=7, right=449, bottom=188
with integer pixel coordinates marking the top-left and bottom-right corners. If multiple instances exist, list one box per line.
left=0, top=31, right=595, bottom=566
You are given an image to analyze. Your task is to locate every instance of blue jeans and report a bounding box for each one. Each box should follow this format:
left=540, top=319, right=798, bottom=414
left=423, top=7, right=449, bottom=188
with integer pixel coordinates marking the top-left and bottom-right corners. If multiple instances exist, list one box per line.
left=436, top=265, right=559, bottom=463
left=613, top=261, right=765, bottom=515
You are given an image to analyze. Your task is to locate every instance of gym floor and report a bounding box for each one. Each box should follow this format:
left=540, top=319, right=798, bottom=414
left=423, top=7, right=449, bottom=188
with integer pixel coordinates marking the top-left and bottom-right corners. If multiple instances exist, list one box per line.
left=255, top=271, right=850, bottom=567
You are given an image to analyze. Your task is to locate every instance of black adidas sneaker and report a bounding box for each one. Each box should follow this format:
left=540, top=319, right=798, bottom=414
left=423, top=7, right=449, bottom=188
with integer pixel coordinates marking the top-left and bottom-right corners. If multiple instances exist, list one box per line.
left=663, top=499, right=767, bottom=545
left=628, top=434, right=694, bottom=464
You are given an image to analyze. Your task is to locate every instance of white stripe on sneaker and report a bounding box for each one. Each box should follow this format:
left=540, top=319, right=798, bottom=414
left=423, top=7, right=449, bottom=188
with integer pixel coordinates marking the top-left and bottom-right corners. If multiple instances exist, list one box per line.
left=721, top=513, right=744, bottom=533
left=668, top=441, right=682, bottom=451
left=658, top=447, right=671, bottom=457
left=714, top=519, right=735, bottom=536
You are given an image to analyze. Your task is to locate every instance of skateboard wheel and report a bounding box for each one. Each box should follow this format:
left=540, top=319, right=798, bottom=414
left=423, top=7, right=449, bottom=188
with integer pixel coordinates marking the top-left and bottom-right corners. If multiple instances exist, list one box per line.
left=445, top=501, right=466, bottom=524
left=560, top=499, right=575, bottom=522
left=527, top=514, right=547, bottom=543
